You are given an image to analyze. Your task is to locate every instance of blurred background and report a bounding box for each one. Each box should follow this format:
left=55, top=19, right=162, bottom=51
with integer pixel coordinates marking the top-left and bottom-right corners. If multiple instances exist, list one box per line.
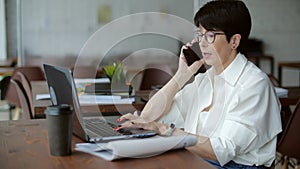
left=1, top=0, right=299, bottom=86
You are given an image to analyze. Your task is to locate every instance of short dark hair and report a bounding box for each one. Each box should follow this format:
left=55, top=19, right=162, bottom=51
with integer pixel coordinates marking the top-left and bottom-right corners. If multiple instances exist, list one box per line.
left=194, top=0, right=251, bottom=54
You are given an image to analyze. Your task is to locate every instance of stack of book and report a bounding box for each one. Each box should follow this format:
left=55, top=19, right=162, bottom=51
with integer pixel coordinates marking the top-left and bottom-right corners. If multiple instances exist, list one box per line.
left=77, top=79, right=134, bottom=104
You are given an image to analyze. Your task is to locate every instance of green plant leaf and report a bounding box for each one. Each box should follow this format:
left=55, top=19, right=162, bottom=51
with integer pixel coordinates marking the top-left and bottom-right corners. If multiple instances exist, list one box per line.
left=103, top=61, right=126, bottom=84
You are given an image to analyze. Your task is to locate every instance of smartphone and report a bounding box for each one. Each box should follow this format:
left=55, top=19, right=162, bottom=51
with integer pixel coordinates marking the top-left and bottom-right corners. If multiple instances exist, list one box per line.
left=182, top=43, right=207, bottom=74
left=182, top=42, right=202, bottom=66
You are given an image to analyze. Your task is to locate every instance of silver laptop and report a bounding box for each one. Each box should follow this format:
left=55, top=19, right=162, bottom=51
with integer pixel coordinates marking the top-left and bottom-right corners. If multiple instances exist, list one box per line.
left=43, top=64, right=156, bottom=142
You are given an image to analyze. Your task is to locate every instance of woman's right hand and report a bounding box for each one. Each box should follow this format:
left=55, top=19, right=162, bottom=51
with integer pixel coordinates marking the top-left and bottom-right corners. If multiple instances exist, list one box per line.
left=175, top=41, right=205, bottom=88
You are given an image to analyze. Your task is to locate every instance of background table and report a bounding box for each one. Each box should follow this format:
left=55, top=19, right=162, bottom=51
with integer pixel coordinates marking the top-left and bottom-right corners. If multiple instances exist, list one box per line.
left=0, top=119, right=214, bottom=169
left=31, top=81, right=147, bottom=118
left=0, top=67, right=14, bottom=76
left=32, top=81, right=300, bottom=118
left=279, top=87, right=300, bottom=107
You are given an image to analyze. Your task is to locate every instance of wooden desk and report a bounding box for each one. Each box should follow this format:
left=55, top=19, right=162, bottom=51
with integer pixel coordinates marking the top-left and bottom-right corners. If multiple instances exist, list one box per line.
left=0, top=119, right=214, bottom=169
left=32, top=81, right=147, bottom=118
left=278, top=62, right=300, bottom=86
left=279, top=87, right=300, bottom=107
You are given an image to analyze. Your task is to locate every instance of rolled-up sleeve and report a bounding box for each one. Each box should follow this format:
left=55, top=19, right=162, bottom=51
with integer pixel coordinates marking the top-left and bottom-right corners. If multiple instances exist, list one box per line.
left=210, top=120, right=257, bottom=165
left=210, top=77, right=280, bottom=166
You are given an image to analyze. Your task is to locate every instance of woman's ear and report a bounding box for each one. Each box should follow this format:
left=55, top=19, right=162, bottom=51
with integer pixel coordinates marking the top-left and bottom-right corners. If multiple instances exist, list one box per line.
left=231, top=34, right=241, bottom=49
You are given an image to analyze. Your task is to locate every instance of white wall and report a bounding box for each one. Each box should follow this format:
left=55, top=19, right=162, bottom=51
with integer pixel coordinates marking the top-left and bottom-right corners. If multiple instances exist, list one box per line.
left=0, top=0, right=7, bottom=60
left=245, top=0, right=300, bottom=86
left=196, top=0, right=300, bottom=86
left=12, top=0, right=193, bottom=70
left=6, top=0, right=300, bottom=86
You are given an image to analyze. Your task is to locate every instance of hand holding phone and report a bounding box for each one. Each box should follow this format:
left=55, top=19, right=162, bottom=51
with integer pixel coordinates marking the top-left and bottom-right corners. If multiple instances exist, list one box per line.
left=182, top=42, right=202, bottom=66
left=182, top=42, right=207, bottom=74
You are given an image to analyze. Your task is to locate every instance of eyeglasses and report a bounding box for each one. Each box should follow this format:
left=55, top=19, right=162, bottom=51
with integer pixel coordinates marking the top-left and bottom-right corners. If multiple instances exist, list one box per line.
left=194, top=31, right=225, bottom=44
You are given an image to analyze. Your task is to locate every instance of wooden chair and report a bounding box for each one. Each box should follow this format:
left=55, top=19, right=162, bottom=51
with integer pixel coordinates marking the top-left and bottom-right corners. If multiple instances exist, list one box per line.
left=5, top=66, right=45, bottom=107
left=275, top=101, right=300, bottom=169
left=10, top=79, right=33, bottom=119
left=4, top=66, right=45, bottom=119
left=0, top=76, right=11, bottom=100
left=267, top=74, right=280, bottom=87
left=0, top=76, right=14, bottom=119
left=16, top=72, right=37, bottom=118
left=139, top=64, right=173, bottom=90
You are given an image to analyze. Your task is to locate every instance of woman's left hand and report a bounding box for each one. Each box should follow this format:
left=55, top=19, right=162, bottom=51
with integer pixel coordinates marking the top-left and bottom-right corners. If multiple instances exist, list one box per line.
left=129, top=121, right=167, bottom=135
left=116, top=111, right=168, bottom=135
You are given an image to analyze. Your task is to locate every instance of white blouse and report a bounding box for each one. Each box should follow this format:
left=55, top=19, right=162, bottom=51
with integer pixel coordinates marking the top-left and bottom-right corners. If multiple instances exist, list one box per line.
left=163, top=53, right=282, bottom=167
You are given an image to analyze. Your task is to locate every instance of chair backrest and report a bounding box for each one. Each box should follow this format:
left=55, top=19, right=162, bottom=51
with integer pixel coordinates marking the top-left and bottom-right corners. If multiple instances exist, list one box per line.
left=277, top=101, right=300, bottom=161
left=5, top=66, right=45, bottom=107
left=11, top=66, right=45, bottom=81
left=0, top=76, right=11, bottom=100
left=139, top=64, right=173, bottom=90
left=10, top=79, right=33, bottom=119
left=17, top=72, right=34, bottom=117
left=267, top=74, right=280, bottom=87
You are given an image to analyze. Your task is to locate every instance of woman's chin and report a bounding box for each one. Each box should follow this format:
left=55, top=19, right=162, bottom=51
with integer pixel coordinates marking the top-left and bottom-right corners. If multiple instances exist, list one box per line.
left=203, top=58, right=213, bottom=66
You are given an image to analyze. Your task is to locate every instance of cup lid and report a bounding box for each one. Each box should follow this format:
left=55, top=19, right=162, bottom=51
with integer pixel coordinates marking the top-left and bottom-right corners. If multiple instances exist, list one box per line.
left=45, top=104, right=73, bottom=116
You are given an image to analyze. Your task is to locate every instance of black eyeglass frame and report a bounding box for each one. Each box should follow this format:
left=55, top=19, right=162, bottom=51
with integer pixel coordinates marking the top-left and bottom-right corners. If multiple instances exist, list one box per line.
left=194, top=31, right=225, bottom=44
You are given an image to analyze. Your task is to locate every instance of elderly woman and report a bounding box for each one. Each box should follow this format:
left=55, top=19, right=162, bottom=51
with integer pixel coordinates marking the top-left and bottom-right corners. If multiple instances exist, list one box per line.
left=118, top=1, right=282, bottom=168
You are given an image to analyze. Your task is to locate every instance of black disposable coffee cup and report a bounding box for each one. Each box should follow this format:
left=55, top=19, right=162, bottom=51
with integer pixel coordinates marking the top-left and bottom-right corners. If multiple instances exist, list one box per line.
left=46, top=104, right=73, bottom=156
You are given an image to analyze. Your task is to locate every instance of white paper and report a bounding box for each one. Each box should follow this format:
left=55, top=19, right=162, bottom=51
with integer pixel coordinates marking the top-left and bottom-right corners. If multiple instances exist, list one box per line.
left=35, top=94, right=51, bottom=100
left=35, top=93, right=134, bottom=104
left=74, top=78, right=110, bottom=84
left=79, top=94, right=122, bottom=100
left=75, top=135, right=197, bottom=161
left=79, top=94, right=135, bottom=105
left=274, top=87, right=288, bottom=98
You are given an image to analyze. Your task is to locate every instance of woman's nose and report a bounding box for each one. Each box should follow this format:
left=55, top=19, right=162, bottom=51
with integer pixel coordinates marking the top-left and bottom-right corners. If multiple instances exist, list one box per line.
left=199, top=38, right=208, bottom=48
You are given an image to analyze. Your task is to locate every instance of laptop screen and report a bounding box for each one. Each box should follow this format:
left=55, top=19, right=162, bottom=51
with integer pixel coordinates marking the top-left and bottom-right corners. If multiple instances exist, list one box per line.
left=43, top=64, right=87, bottom=141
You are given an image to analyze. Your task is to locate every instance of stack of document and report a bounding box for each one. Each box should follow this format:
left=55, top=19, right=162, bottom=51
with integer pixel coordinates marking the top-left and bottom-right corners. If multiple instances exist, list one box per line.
left=35, top=94, right=51, bottom=100
left=35, top=93, right=135, bottom=104
left=274, top=87, right=288, bottom=98
left=36, top=78, right=135, bottom=104
left=75, top=78, right=110, bottom=94
left=74, top=78, right=110, bottom=84
left=79, top=94, right=135, bottom=104
left=75, top=135, right=197, bottom=161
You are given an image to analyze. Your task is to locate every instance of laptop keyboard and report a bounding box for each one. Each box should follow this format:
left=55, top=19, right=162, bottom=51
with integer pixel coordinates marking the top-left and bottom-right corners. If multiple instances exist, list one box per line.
left=84, top=118, right=132, bottom=138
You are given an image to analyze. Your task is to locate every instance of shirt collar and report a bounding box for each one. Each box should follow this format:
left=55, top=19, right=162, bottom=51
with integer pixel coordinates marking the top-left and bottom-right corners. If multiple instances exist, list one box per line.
left=219, top=53, right=247, bottom=86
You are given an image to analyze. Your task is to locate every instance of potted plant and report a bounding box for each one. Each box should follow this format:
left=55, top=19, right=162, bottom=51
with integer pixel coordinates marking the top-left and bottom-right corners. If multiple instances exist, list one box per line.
left=102, top=62, right=132, bottom=95
left=102, top=61, right=126, bottom=83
